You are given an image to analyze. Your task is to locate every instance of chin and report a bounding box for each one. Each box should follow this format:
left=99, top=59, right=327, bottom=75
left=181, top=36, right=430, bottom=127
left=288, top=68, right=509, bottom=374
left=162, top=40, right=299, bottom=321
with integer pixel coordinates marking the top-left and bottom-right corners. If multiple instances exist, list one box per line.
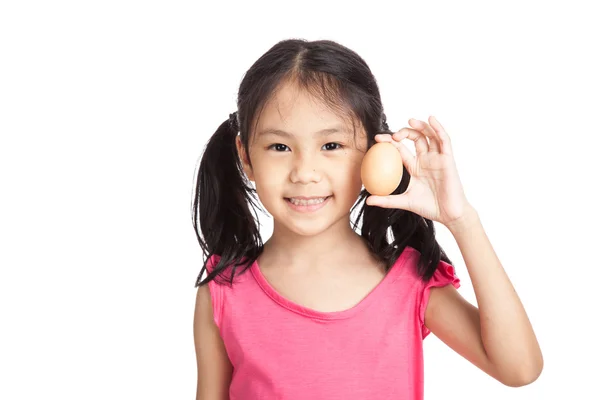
left=278, top=213, right=349, bottom=238
left=286, top=221, right=333, bottom=237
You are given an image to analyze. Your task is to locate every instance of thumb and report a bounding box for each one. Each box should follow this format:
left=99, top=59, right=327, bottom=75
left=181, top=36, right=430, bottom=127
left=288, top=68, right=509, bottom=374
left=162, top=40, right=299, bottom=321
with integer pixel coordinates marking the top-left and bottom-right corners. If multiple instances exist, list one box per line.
left=366, top=194, right=411, bottom=211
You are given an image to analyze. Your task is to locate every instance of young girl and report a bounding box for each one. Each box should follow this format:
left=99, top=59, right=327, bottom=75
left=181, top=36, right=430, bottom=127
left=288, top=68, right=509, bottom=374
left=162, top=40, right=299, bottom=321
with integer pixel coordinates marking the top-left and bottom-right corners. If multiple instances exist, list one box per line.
left=192, top=39, right=543, bottom=400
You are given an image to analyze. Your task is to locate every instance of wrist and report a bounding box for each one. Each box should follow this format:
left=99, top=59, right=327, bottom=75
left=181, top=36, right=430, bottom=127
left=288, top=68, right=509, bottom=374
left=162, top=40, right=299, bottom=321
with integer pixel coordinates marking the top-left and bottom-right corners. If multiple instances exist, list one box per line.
left=445, top=205, right=480, bottom=234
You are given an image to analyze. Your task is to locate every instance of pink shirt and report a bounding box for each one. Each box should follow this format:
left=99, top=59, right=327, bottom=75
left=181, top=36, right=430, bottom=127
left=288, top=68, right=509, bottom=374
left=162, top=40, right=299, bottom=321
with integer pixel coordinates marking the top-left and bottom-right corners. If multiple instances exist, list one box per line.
left=206, top=245, right=460, bottom=399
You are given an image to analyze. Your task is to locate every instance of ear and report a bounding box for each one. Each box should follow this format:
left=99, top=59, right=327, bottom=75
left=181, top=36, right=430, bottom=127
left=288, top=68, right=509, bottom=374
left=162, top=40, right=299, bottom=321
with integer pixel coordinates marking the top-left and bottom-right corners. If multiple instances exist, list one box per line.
left=235, top=135, right=255, bottom=182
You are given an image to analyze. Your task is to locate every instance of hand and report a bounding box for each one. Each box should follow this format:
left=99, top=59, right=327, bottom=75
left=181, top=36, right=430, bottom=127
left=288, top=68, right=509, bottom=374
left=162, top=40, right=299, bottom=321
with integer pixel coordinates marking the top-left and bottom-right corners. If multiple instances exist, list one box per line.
left=365, top=116, right=473, bottom=227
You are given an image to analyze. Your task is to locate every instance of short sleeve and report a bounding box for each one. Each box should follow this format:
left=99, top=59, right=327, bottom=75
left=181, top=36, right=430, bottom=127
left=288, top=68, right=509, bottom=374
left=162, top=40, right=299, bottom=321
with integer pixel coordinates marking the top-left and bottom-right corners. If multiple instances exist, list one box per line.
left=205, top=255, right=224, bottom=329
left=418, top=259, right=461, bottom=339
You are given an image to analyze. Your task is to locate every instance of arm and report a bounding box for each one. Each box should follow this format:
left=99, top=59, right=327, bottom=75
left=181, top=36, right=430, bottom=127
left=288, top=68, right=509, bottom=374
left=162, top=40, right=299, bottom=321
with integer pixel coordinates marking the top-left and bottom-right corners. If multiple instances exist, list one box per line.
left=425, top=206, right=543, bottom=387
left=194, top=283, right=233, bottom=399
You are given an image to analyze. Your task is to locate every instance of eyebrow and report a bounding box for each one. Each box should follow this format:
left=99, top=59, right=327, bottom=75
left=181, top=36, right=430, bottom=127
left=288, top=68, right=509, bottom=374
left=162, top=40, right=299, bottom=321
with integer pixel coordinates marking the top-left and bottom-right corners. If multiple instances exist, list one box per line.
left=257, top=125, right=350, bottom=138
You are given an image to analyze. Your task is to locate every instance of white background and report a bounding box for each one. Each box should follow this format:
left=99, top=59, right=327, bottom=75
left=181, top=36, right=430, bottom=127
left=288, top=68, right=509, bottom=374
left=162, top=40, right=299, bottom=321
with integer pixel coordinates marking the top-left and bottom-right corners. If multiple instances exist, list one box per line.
left=1, top=0, right=599, bottom=398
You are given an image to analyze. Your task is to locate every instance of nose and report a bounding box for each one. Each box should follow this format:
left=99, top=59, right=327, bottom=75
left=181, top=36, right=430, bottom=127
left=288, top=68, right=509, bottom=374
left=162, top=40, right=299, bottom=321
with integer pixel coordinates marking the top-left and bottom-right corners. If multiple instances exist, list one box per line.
left=289, top=153, right=322, bottom=184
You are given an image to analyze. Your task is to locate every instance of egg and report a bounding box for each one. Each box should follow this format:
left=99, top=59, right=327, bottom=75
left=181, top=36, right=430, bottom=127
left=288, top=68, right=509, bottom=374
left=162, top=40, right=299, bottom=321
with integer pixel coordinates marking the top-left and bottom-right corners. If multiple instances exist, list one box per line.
left=360, top=142, right=404, bottom=196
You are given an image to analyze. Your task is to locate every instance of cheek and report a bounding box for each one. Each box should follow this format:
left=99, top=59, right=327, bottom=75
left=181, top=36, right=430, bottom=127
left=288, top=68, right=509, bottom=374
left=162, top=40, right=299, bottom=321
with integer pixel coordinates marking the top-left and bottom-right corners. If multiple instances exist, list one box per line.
left=252, top=161, right=286, bottom=198
left=346, top=152, right=364, bottom=180
left=334, top=156, right=364, bottom=192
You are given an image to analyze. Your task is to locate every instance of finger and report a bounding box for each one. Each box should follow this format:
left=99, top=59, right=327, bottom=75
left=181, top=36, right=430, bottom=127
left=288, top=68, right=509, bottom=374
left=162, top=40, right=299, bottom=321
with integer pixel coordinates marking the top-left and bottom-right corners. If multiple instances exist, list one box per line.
left=374, top=133, right=393, bottom=142
left=428, top=116, right=453, bottom=154
left=366, top=194, right=410, bottom=211
left=408, top=118, right=441, bottom=153
left=392, top=127, right=429, bottom=155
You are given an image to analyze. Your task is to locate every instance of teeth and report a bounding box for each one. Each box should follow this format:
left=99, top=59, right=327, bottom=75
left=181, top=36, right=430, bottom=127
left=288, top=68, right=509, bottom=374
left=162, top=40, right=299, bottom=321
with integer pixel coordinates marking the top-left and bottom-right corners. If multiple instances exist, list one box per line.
left=288, top=197, right=328, bottom=206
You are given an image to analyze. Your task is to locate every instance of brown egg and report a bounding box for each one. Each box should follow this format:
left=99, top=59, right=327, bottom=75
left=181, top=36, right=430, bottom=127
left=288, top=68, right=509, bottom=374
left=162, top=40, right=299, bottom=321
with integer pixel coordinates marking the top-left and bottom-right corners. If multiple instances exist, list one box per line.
left=360, top=142, right=404, bottom=196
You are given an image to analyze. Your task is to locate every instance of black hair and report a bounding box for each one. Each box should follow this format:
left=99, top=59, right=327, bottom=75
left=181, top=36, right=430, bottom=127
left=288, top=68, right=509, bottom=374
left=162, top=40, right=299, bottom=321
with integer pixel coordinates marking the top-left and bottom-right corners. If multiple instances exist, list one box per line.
left=192, top=38, right=452, bottom=288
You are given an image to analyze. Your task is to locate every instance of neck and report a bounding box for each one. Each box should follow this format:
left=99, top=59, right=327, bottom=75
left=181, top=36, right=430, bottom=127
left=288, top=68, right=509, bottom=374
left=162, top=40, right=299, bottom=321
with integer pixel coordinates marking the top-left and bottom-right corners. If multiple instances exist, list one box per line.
left=262, top=215, right=369, bottom=270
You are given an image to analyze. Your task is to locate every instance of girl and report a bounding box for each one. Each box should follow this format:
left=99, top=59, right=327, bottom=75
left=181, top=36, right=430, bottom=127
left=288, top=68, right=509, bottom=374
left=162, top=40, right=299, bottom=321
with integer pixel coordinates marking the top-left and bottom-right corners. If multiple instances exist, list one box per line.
left=192, top=39, right=543, bottom=400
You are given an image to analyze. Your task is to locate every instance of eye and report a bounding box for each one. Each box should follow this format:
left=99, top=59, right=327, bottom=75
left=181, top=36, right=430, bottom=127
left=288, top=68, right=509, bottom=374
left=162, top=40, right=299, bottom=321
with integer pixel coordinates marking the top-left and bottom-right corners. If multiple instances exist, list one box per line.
left=267, top=143, right=343, bottom=152
left=323, top=142, right=343, bottom=151
left=267, top=143, right=290, bottom=152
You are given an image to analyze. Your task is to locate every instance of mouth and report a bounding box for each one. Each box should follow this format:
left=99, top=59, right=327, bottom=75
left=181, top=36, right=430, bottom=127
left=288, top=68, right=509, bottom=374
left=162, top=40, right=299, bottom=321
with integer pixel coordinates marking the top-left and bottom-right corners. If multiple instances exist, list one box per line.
left=284, top=195, right=332, bottom=212
left=285, top=196, right=332, bottom=205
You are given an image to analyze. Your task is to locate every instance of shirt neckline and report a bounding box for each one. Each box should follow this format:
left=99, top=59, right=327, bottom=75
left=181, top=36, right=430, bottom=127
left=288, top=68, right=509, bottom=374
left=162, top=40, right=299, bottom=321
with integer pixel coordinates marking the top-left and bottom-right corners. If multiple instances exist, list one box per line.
left=250, top=247, right=412, bottom=321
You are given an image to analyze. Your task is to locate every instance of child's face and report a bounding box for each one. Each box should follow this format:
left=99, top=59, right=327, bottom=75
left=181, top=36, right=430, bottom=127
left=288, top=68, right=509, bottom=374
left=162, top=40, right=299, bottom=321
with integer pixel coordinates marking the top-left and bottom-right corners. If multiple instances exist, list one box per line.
left=236, top=82, right=368, bottom=237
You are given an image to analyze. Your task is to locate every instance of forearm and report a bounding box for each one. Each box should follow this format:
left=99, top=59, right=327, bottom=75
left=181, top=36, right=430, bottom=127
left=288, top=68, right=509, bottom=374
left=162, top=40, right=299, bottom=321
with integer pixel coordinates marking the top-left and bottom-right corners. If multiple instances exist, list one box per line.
left=446, top=207, right=543, bottom=385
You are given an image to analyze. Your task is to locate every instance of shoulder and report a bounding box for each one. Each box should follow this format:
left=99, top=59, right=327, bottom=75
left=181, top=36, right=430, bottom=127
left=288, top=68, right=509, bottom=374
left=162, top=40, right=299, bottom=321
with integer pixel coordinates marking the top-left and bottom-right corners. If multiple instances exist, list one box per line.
left=400, top=245, right=424, bottom=264
left=205, top=253, right=222, bottom=273
left=206, top=254, right=254, bottom=287
left=391, top=245, right=423, bottom=279
left=401, top=245, right=461, bottom=338
left=195, top=282, right=214, bottom=320
left=400, top=245, right=459, bottom=284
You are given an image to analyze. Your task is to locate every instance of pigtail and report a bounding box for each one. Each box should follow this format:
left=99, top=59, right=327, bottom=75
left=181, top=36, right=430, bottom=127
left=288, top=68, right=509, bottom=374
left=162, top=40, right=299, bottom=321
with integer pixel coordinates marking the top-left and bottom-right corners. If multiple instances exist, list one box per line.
left=192, top=113, right=263, bottom=287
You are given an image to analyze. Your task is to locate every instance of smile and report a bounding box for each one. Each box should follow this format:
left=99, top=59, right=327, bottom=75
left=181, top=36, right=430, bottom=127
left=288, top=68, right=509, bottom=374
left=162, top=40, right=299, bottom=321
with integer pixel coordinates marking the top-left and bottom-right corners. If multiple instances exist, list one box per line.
left=286, top=197, right=330, bottom=205
left=284, top=196, right=332, bottom=212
